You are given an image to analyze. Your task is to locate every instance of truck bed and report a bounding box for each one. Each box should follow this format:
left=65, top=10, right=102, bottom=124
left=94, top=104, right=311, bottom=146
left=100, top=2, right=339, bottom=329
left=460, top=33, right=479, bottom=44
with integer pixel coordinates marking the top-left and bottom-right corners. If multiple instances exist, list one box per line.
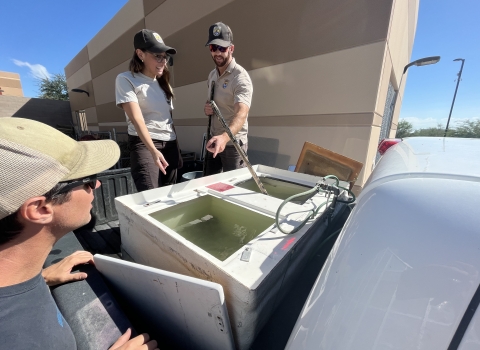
left=46, top=203, right=350, bottom=350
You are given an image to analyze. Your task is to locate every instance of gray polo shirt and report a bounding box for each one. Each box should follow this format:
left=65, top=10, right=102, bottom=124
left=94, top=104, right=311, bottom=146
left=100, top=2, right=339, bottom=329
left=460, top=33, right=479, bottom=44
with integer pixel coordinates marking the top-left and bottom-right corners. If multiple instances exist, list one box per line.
left=115, top=72, right=176, bottom=141
left=207, top=58, right=252, bottom=146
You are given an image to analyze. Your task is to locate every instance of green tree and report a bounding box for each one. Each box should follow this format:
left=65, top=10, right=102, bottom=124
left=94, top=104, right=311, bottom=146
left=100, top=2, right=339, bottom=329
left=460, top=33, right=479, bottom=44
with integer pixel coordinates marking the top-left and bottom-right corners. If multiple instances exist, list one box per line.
left=396, top=119, right=480, bottom=139
left=412, top=123, right=446, bottom=137
left=449, top=119, right=480, bottom=138
left=38, top=73, right=69, bottom=100
left=395, top=119, right=413, bottom=138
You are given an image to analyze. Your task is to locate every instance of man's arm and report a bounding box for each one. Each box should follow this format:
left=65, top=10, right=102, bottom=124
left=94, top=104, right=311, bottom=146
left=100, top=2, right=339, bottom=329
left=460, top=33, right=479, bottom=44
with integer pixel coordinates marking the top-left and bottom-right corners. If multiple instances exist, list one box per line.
left=42, top=251, right=94, bottom=287
left=205, top=102, right=249, bottom=158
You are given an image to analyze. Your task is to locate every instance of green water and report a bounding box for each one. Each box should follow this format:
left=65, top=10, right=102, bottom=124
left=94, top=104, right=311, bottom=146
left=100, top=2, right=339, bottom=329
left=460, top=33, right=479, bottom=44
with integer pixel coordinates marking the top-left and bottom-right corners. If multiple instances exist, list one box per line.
left=149, top=195, right=275, bottom=261
left=235, top=177, right=313, bottom=204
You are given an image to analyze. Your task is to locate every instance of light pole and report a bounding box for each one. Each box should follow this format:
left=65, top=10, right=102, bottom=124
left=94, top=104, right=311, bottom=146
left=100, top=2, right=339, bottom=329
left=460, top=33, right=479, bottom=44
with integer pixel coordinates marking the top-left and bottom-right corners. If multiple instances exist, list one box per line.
left=444, top=58, right=465, bottom=137
left=377, top=56, right=440, bottom=162
left=402, top=56, right=442, bottom=74
left=389, top=56, right=440, bottom=137
left=396, top=56, right=441, bottom=108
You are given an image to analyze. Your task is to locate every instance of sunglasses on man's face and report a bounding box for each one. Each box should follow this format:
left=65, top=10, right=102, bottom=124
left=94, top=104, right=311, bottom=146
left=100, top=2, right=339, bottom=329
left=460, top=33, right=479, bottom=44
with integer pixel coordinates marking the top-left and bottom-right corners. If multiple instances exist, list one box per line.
left=209, top=44, right=229, bottom=53
left=52, top=175, right=98, bottom=197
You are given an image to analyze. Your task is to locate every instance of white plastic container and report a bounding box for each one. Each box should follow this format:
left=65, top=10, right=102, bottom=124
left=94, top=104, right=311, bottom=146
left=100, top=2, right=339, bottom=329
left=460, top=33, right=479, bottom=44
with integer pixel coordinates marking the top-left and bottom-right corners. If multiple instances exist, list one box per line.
left=116, top=165, right=346, bottom=349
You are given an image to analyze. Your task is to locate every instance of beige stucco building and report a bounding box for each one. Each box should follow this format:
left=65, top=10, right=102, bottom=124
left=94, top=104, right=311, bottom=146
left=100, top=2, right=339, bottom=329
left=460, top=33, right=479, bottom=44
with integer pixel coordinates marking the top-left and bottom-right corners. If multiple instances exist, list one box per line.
left=65, top=0, right=419, bottom=189
left=0, top=71, right=24, bottom=96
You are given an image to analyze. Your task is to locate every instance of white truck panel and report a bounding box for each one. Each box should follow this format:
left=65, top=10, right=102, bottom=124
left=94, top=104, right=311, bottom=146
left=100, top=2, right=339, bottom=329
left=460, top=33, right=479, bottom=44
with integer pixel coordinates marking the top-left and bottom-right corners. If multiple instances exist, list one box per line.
left=286, top=137, right=480, bottom=349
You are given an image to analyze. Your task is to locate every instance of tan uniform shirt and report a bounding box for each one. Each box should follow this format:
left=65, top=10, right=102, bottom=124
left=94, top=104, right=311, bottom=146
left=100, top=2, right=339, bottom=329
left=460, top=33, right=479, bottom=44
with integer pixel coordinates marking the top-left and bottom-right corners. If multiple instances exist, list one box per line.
left=207, top=58, right=252, bottom=146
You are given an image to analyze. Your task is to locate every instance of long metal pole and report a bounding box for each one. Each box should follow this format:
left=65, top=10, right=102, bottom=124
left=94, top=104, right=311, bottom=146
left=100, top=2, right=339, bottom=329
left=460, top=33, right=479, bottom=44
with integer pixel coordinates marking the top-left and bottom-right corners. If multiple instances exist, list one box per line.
left=444, top=59, right=465, bottom=137
left=203, top=82, right=215, bottom=176
left=210, top=101, right=269, bottom=195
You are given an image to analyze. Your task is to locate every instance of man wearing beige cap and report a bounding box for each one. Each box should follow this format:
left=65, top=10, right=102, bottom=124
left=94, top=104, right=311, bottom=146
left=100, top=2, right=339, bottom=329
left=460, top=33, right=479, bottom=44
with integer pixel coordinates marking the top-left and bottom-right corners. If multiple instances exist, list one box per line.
left=0, top=118, right=158, bottom=349
left=204, top=22, right=253, bottom=175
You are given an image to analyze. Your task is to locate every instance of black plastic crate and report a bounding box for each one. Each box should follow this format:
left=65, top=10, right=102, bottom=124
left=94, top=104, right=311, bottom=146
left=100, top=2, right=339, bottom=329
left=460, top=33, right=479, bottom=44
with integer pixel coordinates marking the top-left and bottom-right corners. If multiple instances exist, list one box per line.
left=92, top=168, right=136, bottom=225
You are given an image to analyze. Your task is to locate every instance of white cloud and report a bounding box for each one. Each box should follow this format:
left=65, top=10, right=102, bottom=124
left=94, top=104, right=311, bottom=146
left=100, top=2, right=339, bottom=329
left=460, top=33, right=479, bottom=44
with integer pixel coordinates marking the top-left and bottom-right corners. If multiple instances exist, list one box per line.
left=402, top=116, right=480, bottom=130
left=12, top=59, right=51, bottom=80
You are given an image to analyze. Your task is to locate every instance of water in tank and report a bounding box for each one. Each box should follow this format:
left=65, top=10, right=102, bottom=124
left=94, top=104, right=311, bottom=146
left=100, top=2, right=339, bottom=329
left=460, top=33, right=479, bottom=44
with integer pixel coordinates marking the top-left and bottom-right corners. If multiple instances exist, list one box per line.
left=149, top=195, right=275, bottom=261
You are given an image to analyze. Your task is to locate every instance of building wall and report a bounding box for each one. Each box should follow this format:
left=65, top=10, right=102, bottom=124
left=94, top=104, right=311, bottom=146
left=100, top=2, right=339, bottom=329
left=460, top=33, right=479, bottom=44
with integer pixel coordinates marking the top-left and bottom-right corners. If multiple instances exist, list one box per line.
left=0, top=95, right=72, bottom=127
left=65, top=0, right=418, bottom=187
left=0, top=71, right=24, bottom=97
left=365, top=0, right=419, bottom=173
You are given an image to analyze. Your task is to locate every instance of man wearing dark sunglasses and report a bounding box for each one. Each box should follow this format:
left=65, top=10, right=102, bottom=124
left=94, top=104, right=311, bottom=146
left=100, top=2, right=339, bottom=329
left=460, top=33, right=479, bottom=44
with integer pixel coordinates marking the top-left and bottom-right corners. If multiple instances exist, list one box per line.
left=0, top=118, right=158, bottom=350
left=203, top=22, right=253, bottom=175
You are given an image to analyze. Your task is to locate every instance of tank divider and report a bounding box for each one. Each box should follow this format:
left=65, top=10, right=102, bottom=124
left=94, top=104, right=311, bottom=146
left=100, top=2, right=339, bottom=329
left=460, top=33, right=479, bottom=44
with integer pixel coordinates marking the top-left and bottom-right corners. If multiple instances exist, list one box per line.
left=206, top=188, right=281, bottom=219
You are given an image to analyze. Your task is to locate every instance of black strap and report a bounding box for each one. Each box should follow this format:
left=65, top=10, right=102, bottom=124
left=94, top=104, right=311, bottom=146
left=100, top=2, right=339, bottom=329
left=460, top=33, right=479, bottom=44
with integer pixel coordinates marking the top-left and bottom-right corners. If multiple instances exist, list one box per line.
left=447, top=282, right=480, bottom=349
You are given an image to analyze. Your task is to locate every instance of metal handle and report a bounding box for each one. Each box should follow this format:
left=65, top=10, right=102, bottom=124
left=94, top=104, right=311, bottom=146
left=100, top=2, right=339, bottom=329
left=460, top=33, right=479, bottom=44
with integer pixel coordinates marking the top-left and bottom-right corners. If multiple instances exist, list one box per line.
left=203, top=82, right=216, bottom=176
left=210, top=101, right=268, bottom=195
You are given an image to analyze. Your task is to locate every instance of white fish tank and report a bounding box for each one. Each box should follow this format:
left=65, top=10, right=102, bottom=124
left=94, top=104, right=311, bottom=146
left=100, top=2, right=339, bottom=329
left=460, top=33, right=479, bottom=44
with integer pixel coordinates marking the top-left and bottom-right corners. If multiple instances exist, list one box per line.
left=116, top=165, right=348, bottom=349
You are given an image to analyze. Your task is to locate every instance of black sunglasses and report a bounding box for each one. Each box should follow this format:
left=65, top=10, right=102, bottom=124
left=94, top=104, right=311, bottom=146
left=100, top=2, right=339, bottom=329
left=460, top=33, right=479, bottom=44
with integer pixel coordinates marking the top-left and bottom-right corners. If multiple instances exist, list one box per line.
left=147, top=52, right=171, bottom=63
left=51, top=175, right=98, bottom=197
left=209, top=44, right=229, bottom=53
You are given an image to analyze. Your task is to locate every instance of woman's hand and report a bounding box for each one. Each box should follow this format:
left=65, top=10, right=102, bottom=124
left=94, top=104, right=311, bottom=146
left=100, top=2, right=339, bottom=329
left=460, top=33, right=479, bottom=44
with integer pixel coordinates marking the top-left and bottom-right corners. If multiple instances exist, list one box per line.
left=151, top=149, right=169, bottom=175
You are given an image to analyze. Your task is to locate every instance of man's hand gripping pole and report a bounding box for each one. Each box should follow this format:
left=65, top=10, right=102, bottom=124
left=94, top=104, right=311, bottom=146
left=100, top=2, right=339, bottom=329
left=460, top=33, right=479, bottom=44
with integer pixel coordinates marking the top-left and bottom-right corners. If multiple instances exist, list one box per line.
left=209, top=100, right=268, bottom=195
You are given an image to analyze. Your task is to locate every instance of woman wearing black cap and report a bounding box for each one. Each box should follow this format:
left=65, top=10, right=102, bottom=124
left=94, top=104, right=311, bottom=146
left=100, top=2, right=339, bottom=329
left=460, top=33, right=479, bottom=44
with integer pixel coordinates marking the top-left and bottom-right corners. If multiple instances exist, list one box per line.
left=115, top=29, right=182, bottom=191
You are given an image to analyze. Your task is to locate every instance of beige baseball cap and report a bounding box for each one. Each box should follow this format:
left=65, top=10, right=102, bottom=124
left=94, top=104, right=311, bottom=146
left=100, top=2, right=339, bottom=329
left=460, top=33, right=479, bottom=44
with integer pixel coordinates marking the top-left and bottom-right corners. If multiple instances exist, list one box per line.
left=0, top=118, right=120, bottom=220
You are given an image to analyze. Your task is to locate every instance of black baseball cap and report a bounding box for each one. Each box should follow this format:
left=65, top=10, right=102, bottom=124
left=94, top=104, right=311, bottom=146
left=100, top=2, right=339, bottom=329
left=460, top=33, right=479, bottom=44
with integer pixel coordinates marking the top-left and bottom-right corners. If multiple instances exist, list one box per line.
left=134, top=29, right=177, bottom=54
left=205, top=22, right=233, bottom=47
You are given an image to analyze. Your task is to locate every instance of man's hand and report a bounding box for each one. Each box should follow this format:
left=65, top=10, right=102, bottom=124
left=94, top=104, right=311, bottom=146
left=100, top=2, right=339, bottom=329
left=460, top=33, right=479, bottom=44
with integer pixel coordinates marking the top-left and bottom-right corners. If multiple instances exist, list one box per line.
left=204, top=101, right=213, bottom=116
left=150, top=149, right=169, bottom=175
left=206, top=134, right=229, bottom=158
left=42, top=251, right=94, bottom=287
left=109, top=328, right=158, bottom=350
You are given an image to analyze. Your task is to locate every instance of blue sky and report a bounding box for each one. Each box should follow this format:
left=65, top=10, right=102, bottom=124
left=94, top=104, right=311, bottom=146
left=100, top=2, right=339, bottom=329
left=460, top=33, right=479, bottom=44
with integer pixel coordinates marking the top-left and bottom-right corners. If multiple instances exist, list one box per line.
left=0, top=0, right=128, bottom=95
left=400, top=0, right=480, bottom=129
left=1, top=0, right=478, bottom=130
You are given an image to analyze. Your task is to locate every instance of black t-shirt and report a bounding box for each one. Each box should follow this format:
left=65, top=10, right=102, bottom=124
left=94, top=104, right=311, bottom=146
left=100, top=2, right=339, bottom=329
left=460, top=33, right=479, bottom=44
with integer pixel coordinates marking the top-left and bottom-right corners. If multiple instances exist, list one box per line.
left=0, top=273, right=76, bottom=349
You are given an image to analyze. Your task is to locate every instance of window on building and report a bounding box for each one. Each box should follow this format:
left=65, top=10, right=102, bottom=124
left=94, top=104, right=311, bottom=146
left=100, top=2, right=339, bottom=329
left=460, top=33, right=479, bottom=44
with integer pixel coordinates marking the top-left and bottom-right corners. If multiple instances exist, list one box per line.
left=376, top=82, right=397, bottom=162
